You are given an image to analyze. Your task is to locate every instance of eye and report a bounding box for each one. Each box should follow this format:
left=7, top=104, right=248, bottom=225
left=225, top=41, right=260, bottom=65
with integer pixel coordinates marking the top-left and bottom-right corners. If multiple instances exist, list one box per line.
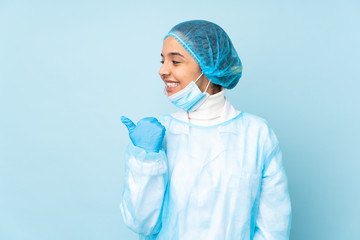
left=160, top=60, right=164, bottom=64
left=172, top=61, right=180, bottom=64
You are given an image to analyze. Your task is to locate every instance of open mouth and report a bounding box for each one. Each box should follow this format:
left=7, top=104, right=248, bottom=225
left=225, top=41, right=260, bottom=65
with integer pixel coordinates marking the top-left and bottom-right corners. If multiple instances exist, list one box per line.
left=165, top=81, right=180, bottom=93
left=166, top=82, right=180, bottom=87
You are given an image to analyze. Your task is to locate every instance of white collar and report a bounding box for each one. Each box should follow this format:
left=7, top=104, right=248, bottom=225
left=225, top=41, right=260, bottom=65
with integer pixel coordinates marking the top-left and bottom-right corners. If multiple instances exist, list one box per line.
left=188, top=87, right=226, bottom=121
left=170, top=98, right=240, bottom=124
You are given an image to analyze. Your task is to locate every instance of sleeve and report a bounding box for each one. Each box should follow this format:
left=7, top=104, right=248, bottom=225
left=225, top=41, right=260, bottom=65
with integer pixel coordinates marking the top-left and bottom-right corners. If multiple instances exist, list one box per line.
left=120, top=143, right=168, bottom=237
left=253, top=126, right=292, bottom=240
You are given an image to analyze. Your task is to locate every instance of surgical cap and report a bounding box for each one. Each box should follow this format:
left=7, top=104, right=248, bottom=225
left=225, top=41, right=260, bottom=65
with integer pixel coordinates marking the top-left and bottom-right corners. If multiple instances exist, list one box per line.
left=164, top=20, right=242, bottom=89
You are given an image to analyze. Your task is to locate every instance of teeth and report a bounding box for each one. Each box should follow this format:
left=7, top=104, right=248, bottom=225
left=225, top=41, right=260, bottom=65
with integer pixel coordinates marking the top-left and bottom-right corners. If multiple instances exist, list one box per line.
left=166, top=82, right=179, bottom=87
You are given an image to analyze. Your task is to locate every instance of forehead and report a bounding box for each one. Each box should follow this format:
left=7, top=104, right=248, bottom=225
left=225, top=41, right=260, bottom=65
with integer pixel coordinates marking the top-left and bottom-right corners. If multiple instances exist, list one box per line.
left=161, top=36, right=190, bottom=57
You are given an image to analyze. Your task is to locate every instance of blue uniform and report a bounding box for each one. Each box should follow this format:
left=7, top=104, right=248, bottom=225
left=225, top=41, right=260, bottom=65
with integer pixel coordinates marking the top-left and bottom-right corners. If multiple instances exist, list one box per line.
left=120, top=101, right=292, bottom=239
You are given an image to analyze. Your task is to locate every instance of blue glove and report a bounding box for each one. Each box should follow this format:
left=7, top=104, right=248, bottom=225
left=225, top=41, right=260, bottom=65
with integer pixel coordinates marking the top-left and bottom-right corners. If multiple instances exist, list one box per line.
left=121, top=116, right=166, bottom=153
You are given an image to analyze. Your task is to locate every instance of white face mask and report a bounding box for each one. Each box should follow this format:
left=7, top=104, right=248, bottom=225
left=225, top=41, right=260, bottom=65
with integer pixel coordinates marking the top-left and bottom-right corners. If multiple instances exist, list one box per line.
left=164, top=73, right=211, bottom=112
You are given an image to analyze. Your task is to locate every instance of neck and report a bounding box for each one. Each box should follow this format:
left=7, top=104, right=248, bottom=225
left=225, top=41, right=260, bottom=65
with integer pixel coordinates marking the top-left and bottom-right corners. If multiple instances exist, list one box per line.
left=207, top=84, right=222, bottom=95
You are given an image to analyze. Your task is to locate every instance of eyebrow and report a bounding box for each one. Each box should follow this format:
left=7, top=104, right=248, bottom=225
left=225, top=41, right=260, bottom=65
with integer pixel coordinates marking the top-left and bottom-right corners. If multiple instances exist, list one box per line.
left=161, top=52, right=185, bottom=58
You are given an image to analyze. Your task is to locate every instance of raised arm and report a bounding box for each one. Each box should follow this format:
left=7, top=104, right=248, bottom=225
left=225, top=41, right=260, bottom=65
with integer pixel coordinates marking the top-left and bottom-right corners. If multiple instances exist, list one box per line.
left=120, top=117, right=168, bottom=237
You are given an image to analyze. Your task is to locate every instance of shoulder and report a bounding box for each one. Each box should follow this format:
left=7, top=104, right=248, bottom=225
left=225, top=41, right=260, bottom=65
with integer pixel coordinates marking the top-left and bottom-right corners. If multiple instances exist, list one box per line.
left=240, top=112, right=271, bottom=130
left=158, top=114, right=173, bottom=128
left=240, top=112, right=279, bottom=145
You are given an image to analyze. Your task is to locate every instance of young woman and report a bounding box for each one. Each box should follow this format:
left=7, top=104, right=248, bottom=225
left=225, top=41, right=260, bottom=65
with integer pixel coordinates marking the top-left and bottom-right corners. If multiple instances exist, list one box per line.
left=120, top=20, right=291, bottom=240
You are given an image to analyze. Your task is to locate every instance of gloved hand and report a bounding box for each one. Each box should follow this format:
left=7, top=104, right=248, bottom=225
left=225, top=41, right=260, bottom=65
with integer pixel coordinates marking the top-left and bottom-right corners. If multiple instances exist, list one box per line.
left=121, top=116, right=166, bottom=153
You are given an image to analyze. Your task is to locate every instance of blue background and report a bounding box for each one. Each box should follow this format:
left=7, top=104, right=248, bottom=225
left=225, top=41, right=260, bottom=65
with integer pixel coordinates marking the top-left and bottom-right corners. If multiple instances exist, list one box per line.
left=1, top=0, right=359, bottom=239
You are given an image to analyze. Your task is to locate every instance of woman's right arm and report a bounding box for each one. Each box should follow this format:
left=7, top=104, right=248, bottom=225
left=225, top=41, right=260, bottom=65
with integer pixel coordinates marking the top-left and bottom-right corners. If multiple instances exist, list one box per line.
left=120, top=143, right=168, bottom=236
left=120, top=116, right=167, bottom=237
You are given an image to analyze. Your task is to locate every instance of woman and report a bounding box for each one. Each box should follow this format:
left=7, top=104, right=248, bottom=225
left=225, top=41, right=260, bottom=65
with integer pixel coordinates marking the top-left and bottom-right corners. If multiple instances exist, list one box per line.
left=120, top=20, right=291, bottom=240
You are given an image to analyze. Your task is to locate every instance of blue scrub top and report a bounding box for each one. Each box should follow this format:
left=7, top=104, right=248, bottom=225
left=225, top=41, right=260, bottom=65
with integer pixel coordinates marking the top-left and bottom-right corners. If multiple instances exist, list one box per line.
left=120, top=111, right=291, bottom=240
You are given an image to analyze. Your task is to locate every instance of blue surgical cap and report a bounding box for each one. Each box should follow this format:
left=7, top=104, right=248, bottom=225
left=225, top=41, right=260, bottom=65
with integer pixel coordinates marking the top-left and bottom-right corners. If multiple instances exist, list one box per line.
left=164, top=20, right=242, bottom=89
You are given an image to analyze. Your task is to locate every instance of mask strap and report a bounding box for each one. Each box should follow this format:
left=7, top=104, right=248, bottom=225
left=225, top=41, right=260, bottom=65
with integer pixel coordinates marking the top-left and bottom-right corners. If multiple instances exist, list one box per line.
left=194, top=73, right=211, bottom=93
left=194, top=73, right=204, bottom=83
left=204, top=79, right=211, bottom=93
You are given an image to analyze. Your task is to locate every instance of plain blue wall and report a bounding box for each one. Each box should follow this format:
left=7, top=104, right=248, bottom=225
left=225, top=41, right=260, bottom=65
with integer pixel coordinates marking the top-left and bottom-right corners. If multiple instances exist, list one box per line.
left=1, top=0, right=359, bottom=239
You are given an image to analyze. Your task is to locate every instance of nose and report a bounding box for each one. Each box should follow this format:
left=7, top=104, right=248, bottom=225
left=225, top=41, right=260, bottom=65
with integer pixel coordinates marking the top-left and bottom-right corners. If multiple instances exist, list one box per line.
left=159, top=61, right=170, bottom=79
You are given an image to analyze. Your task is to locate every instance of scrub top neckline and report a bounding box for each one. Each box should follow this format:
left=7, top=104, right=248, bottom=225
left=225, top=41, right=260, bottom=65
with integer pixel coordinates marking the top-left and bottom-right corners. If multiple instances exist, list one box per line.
left=166, top=112, right=244, bottom=129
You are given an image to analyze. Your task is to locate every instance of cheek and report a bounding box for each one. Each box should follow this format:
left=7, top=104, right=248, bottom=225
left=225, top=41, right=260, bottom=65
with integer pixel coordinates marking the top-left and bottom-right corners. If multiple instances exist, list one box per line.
left=173, top=63, right=202, bottom=89
left=173, top=70, right=191, bottom=88
left=180, top=71, right=200, bottom=86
